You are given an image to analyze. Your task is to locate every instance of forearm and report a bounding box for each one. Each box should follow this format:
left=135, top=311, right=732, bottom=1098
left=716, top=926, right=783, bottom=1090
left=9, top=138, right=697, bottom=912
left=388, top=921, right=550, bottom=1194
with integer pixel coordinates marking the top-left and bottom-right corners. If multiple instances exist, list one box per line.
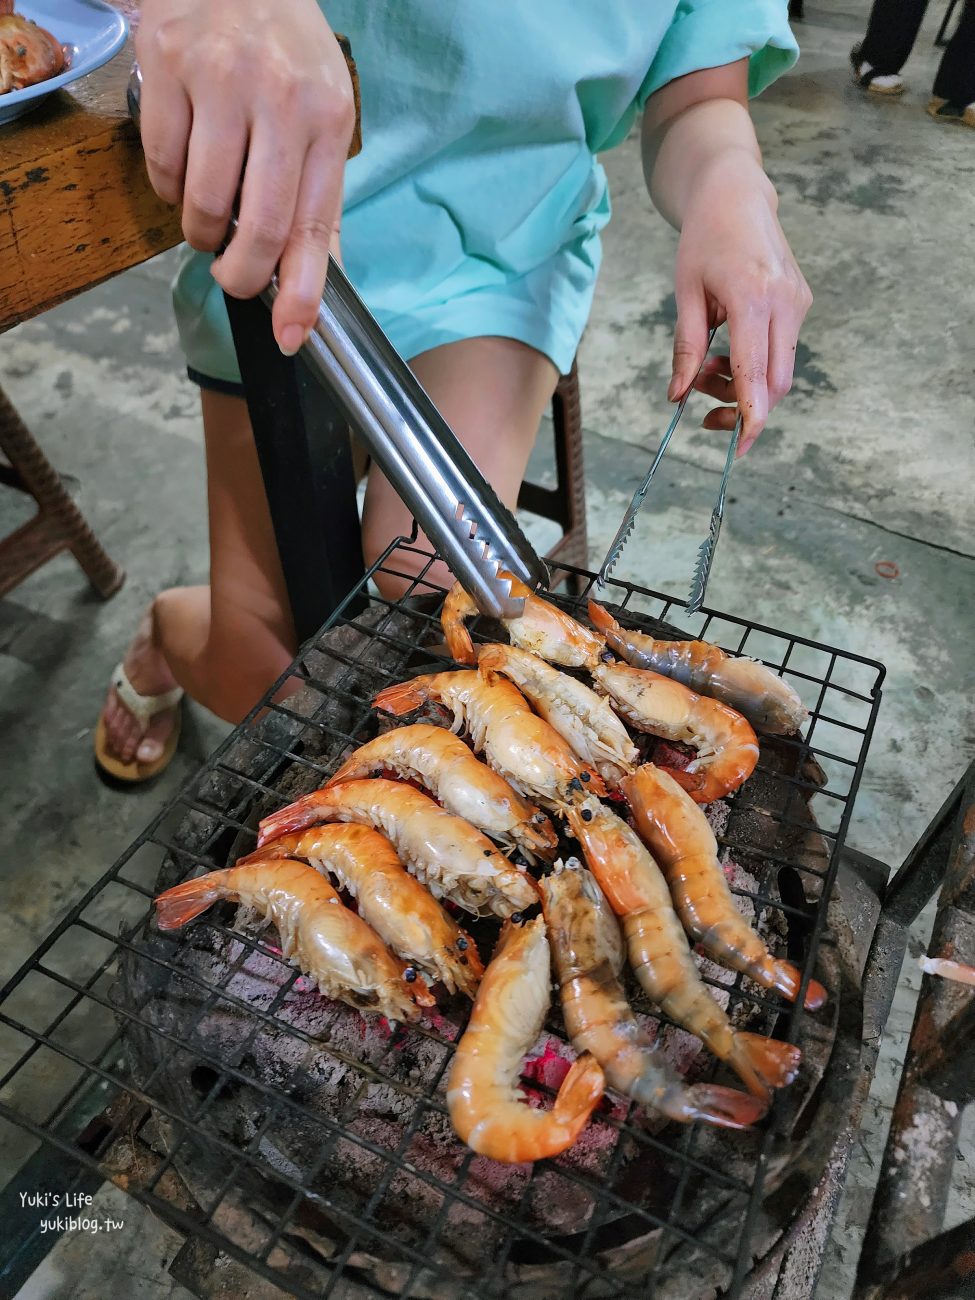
left=641, top=62, right=773, bottom=229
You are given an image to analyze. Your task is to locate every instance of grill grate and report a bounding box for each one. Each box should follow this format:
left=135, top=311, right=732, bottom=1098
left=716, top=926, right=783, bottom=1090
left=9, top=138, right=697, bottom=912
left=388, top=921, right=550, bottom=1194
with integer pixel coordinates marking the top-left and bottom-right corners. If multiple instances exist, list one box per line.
left=0, top=538, right=884, bottom=1298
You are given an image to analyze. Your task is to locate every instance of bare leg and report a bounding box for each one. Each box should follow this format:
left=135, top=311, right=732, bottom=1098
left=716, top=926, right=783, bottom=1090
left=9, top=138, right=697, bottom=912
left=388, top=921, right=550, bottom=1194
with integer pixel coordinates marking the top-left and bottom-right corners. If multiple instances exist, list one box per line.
left=101, top=335, right=557, bottom=762
left=361, top=336, right=558, bottom=597
left=99, top=389, right=296, bottom=763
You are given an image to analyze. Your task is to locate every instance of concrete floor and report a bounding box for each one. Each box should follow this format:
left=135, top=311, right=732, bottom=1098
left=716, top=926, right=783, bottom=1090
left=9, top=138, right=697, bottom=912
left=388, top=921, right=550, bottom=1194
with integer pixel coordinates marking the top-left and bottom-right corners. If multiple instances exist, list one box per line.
left=1, top=2, right=973, bottom=1296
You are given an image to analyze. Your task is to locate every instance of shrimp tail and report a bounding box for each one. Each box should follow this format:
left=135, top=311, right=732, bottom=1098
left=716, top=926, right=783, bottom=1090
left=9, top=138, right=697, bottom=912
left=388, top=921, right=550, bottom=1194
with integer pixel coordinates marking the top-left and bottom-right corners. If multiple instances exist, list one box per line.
left=674, top=1084, right=768, bottom=1131
left=257, top=792, right=336, bottom=847
left=373, top=678, right=429, bottom=716
left=772, top=961, right=828, bottom=1011
left=155, top=876, right=225, bottom=930
left=551, top=1052, right=606, bottom=1128
left=730, top=1032, right=802, bottom=1095
left=444, top=621, right=476, bottom=665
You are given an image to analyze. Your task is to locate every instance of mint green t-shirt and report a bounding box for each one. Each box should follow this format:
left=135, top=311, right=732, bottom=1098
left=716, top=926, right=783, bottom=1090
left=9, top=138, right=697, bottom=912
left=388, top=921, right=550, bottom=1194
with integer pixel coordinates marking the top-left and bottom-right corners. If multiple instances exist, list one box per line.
left=173, top=0, right=798, bottom=382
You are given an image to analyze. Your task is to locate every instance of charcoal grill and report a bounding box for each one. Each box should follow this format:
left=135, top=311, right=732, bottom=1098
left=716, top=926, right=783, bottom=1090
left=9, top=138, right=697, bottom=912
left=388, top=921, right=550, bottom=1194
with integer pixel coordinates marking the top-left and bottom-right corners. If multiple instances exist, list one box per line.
left=0, top=539, right=885, bottom=1298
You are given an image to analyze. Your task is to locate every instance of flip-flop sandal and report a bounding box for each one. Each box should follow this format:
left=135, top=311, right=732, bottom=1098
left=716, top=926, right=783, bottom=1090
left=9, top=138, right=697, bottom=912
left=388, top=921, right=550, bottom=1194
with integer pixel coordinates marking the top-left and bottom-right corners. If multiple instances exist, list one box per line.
left=94, top=662, right=184, bottom=783
left=849, top=45, right=905, bottom=96
left=927, top=97, right=975, bottom=128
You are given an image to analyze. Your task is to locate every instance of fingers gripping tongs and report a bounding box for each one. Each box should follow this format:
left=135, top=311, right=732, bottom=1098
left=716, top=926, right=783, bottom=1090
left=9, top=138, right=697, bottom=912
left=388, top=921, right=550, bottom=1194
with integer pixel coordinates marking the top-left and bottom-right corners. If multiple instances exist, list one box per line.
left=128, top=60, right=546, bottom=622
left=595, top=326, right=740, bottom=614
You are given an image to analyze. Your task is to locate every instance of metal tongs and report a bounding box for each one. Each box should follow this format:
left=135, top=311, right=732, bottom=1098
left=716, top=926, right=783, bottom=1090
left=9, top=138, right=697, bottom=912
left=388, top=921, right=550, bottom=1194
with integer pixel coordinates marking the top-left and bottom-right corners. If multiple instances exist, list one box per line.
left=595, top=326, right=740, bottom=614
left=127, top=69, right=546, bottom=622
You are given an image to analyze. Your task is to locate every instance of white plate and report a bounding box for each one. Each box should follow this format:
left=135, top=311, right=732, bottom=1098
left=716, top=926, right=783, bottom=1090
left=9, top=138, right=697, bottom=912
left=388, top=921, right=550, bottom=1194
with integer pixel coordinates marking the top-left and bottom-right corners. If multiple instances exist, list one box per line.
left=0, top=0, right=128, bottom=126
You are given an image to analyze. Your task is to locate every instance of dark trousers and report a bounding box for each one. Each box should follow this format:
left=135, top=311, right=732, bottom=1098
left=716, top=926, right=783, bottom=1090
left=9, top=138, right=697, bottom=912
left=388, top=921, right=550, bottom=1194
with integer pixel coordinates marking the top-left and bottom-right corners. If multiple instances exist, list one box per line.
left=861, top=0, right=975, bottom=103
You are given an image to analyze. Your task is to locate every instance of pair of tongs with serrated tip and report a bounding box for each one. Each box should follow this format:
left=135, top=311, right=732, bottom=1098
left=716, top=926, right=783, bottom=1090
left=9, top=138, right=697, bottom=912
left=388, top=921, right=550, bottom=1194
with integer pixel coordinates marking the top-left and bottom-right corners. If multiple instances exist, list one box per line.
left=595, top=326, right=741, bottom=614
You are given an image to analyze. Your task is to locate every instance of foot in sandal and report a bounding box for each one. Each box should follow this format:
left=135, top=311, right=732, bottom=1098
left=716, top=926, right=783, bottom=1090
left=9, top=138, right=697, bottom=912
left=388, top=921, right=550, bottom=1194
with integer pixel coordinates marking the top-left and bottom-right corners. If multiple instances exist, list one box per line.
left=849, top=45, right=905, bottom=96
left=95, top=609, right=184, bottom=782
left=927, top=97, right=975, bottom=129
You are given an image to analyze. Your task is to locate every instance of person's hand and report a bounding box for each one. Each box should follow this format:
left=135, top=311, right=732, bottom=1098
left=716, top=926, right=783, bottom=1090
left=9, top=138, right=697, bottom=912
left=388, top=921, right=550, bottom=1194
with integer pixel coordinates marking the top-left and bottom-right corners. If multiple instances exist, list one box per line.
left=136, top=0, right=355, bottom=355
left=668, top=151, right=812, bottom=455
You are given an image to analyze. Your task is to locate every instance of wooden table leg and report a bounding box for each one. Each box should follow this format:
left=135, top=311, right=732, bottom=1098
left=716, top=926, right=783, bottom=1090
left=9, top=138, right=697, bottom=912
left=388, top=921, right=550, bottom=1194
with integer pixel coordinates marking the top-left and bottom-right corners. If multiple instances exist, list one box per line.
left=0, top=385, right=125, bottom=600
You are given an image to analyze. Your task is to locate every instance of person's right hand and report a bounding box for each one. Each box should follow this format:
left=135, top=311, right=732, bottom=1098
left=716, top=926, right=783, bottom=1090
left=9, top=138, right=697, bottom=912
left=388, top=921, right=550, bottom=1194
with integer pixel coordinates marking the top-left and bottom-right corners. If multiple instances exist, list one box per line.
left=136, top=0, right=355, bottom=355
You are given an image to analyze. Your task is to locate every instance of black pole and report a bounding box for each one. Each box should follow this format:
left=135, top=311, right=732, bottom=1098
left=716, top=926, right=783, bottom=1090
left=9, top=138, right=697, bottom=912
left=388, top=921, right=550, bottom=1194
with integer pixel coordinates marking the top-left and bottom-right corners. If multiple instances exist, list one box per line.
left=224, top=292, right=367, bottom=644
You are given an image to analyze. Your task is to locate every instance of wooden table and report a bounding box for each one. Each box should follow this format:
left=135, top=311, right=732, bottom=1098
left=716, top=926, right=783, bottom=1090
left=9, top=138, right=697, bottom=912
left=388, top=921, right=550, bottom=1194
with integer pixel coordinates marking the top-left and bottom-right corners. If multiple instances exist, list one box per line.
left=0, top=4, right=180, bottom=597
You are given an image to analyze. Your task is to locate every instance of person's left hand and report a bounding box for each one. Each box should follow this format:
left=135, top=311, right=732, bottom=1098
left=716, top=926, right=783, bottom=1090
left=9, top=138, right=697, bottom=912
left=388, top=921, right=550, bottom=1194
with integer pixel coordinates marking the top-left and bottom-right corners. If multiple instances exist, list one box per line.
left=668, top=150, right=812, bottom=455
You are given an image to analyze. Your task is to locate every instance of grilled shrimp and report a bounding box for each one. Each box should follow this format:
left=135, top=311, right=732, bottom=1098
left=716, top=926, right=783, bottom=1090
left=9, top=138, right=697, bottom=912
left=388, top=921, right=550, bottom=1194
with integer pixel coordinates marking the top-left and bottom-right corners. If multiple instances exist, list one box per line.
left=239, top=823, right=483, bottom=997
left=442, top=577, right=605, bottom=670
left=540, top=859, right=767, bottom=1127
left=446, top=916, right=605, bottom=1162
left=565, top=800, right=800, bottom=1098
left=593, top=661, right=759, bottom=803
left=257, top=779, right=537, bottom=919
left=155, top=859, right=433, bottom=1022
left=622, top=764, right=827, bottom=1010
left=326, top=724, right=556, bottom=862
left=478, top=644, right=638, bottom=787
left=589, top=600, right=807, bottom=734
left=373, top=670, right=606, bottom=808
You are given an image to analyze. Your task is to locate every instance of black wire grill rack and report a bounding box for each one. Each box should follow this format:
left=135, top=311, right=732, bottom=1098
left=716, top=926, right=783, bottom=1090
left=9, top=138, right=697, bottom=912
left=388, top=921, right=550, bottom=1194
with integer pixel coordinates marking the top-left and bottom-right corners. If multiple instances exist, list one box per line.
left=0, top=539, right=884, bottom=1299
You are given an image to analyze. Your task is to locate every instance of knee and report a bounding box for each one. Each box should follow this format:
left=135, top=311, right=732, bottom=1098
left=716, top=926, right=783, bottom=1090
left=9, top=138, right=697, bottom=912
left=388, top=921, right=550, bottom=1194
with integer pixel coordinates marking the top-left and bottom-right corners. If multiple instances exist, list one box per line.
left=154, top=587, right=294, bottom=724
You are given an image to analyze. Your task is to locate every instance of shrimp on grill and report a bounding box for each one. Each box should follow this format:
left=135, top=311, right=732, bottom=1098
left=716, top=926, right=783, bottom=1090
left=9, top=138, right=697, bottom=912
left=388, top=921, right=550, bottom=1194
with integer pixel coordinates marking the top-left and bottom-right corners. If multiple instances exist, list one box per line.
left=565, top=800, right=800, bottom=1098
left=446, top=916, right=605, bottom=1162
left=442, top=576, right=605, bottom=670
left=240, top=823, right=483, bottom=997
left=326, top=724, right=556, bottom=862
left=155, top=859, right=434, bottom=1022
left=257, top=779, right=538, bottom=919
left=478, top=644, right=638, bottom=787
left=373, top=670, right=606, bottom=809
left=593, top=661, right=759, bottom=803
left=540, top=859, right=767, bottom=1127
left=589, top=600, right=807, bottom=734
left=622, top=764, right=827, bottom=1011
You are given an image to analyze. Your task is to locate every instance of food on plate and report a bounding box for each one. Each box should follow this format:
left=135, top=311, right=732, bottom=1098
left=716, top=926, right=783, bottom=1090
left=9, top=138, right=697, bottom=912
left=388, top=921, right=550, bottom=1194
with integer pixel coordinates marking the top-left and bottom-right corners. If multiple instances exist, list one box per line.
left=442, top=574, right=605, bottom=670
left=589, top=599, right=808, bottom=734
left=240, top=822, right=484, bottom=997
left=0, top=11, right=64, bottom=94
left=446, top=915, right=605, bottom=1162
left=622, top=764, right=827, bottom=1010
left=373, top=669, right=606, bottom=807
left=256, top=777, right=538, bottom=919
left=154, top=858, right=435, bottom=1022
left=477, top=643, right=638, bottom=787
left=540, top=859, right=768, bottom=1126
left=564, top=798, right=802, bottom=1097
left=326, top=723, right=557, bottom=862
left=593, top=661, right=759, bottom=803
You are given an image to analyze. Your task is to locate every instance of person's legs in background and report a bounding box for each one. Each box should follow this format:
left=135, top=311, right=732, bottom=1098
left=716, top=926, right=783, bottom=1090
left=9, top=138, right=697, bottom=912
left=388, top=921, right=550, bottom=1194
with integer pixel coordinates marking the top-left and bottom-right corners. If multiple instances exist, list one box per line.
left=852, top=0, right=930, bottom=93
left=99, top=336, right=558, bottom=766
left=929, top=0, right=975, bottom=123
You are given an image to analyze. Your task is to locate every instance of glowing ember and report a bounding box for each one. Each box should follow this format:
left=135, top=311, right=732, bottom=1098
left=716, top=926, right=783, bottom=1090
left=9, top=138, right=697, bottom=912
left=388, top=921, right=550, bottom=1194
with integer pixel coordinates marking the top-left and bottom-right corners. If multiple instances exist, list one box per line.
left=520, top=1040, right=572, bottom=1097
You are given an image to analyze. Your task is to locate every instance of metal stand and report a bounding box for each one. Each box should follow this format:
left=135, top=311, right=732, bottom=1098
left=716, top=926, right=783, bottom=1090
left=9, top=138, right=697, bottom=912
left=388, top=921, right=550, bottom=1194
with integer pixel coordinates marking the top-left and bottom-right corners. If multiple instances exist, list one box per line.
left=224, top=293, right=367, bottom=643
left=854, top=762, right=975, bottom=1298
